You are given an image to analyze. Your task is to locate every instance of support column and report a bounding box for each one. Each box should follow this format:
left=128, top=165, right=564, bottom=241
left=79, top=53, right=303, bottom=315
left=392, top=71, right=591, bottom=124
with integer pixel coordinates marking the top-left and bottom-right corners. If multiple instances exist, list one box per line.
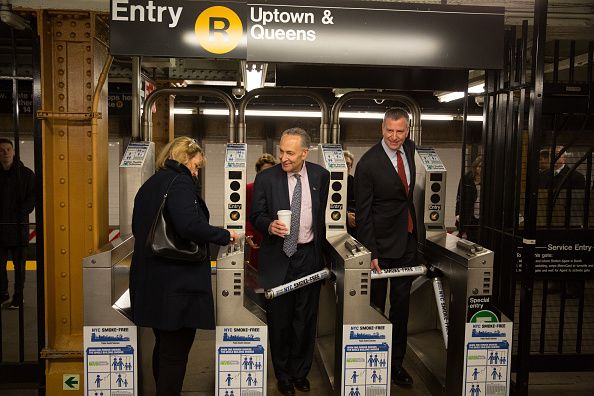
left=38, top=11, right=109, bottom=394
left=152, top=91, right=174, bottom=157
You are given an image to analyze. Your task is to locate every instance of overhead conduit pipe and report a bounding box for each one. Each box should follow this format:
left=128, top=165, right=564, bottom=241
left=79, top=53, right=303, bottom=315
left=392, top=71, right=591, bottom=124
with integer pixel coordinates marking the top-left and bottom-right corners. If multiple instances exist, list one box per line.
left=237, top=87, right=330, bottom=143
left=330, top=91, right=423, bottom=144
left=142, top=88, right=237, bottom=142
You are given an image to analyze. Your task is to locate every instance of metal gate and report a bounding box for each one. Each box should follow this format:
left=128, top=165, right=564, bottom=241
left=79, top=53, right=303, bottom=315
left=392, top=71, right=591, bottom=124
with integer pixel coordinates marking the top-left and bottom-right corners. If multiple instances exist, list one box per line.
left=0, top=14, right=45, bottom=389
left=458, top=1, right=593, bottom=395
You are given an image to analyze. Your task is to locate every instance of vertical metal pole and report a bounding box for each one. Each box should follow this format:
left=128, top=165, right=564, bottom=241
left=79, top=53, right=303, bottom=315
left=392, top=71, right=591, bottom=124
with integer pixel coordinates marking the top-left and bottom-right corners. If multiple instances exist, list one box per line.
left=516, top=0, right=548, bottom=394
left=31, top=20, right=46, bottom=394
left=458, top=72, right=469, bottom=233
left=10, top=24, right=26, bottom=364
left=131, top=56, right=141, bottom=140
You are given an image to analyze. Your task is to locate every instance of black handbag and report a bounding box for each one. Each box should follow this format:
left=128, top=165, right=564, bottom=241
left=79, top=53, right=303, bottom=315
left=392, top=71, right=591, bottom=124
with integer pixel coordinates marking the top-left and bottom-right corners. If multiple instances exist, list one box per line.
left=145, top=174, right=207, bottom=261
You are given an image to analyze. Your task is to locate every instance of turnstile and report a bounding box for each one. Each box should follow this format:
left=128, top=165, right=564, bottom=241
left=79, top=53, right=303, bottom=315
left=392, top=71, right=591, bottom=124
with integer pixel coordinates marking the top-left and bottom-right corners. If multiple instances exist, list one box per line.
left=315, top=144, right=394, bottom=395
left=215, top=143, right=268, bottom=396
left=83, top=140, right=156, bottom=396
left=408, top=147, right=511, bottom=396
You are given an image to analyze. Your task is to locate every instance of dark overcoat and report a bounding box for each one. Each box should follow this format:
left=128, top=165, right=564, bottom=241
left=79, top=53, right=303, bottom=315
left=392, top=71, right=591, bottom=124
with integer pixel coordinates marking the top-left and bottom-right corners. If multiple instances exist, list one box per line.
left=130, top=159, right=230, bottom=331
left=0, top=160, right=35, bottom=247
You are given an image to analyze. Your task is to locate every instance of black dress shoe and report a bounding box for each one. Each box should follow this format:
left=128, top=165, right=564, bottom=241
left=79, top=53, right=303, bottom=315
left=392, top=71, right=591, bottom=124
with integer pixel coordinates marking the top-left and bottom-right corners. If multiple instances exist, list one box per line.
left=277, top=379, right=295, bottom=395
left=392, top=366, right=413, bottom=386
left=293, top=377, right=310, bottom=392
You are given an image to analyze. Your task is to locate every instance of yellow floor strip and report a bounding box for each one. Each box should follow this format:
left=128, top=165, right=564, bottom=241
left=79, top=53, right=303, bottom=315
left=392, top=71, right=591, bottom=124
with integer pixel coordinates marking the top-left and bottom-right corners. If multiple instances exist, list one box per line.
left=4, top=260, right=214, bottom=271
left=6, top=260, right=37, bottom=271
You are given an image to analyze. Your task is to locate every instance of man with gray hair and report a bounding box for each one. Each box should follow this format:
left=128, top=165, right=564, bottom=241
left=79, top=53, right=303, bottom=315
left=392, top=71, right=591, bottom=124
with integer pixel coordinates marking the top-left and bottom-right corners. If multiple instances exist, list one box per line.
left=250, top=127, right=329, bottom=395
left=355, top=108, right=418, bottom=386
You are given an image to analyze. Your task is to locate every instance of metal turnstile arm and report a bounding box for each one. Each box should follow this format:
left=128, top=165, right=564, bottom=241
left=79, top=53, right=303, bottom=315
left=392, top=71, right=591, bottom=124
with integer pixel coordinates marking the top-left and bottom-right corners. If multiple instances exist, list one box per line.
left=370, top=265, right=428, bottom=279
left=432, top=277, right=449, bottom=349
left=264, top=268, right=332, bottom=299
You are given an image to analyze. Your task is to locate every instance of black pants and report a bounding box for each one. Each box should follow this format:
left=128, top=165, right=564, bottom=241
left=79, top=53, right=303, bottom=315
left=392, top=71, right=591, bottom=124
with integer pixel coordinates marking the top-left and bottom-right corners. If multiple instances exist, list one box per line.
left=265, top=242, right=321, bottom=381
left=152, top=327, right=197, bottom=396
left=370, top=234, right=417, bottom=367
left=0, top=246, right=26, bottom=303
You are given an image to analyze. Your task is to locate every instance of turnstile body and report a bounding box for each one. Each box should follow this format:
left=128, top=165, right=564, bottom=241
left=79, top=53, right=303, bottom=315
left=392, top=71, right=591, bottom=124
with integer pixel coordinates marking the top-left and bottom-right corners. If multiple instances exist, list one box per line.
left=408, top=147, right=506, bottom=396
left=409, top=234, right=494, bottom=395
left=215, top=143, right=268, bottom=395
left=316, top=144, right=393, bottom=395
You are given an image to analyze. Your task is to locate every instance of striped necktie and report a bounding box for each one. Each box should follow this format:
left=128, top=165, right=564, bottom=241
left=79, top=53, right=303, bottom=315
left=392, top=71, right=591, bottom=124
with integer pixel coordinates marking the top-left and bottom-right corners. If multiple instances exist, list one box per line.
left=283, top=174, right=301, bottom=257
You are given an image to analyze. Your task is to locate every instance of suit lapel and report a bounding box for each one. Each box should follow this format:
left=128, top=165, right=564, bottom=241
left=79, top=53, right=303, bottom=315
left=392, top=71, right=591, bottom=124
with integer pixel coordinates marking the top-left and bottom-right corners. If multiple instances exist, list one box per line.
left=403, top=140, right=415, bottom=195
left=307, top=162, right=320, bottom=227
left=278, top=166, right=290, bottom=209
left=377, top=142, right=406, bottom=191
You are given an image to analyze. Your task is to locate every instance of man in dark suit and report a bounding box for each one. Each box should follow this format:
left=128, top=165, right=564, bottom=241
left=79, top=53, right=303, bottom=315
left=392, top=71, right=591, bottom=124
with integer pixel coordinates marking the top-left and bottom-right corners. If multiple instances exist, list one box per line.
left=355, top=108, right=417, bottom=386
left=250, top=127, right=330, bottom=395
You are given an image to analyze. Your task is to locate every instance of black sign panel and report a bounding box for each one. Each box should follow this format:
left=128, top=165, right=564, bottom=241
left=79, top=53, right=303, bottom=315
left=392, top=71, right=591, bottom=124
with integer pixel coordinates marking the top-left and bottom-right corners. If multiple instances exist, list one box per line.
left=108, top=82, right=132, bottom=115
left=515, top=231, right=594, bottom=278
left=0, top=80, right=33, bottom=115
left=247, top=1, right=503, bottom=69
left=110, top=0, right=504, bottom=69
left=110, top=0, right=247, bottom=58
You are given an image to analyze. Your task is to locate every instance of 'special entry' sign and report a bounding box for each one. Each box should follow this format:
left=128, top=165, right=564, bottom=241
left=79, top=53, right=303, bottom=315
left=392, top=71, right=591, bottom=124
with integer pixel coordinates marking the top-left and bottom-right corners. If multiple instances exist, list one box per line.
left=110, top=0, right=504, bottom=69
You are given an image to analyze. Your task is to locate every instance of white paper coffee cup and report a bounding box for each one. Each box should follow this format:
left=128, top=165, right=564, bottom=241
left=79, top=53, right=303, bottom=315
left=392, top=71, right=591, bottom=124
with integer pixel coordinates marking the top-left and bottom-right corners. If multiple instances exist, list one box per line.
left=277, top=210, right=292, bottom=235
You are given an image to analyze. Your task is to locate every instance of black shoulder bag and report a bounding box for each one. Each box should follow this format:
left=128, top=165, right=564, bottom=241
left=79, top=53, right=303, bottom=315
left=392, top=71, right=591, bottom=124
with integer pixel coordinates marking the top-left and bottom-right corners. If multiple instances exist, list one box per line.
left=145, top=174, right=207, bottom=261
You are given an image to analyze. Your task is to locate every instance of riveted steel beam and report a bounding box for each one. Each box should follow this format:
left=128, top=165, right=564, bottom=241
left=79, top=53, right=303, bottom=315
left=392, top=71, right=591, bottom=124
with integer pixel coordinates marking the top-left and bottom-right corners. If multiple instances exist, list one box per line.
left=38, top=10, right=109, bottom=394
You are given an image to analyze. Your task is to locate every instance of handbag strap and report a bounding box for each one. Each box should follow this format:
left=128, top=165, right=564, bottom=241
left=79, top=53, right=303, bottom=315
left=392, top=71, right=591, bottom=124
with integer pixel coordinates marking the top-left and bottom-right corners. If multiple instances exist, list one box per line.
left=163, top=174, right=181, bottom=199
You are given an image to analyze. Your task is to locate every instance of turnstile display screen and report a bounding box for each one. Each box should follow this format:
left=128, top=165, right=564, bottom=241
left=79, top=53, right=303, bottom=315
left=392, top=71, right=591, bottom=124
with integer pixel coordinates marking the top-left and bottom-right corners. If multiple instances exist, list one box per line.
left=430, top=173, right=443, bottom=181
left=331, top=171, right=344, bottom=180
left=228, top=170, right=242, bottom=180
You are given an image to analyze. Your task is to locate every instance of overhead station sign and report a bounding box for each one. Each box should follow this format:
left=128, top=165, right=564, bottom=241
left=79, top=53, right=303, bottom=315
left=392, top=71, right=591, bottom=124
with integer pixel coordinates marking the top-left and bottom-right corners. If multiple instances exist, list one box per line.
left=110, top=0, right=504, bottom=69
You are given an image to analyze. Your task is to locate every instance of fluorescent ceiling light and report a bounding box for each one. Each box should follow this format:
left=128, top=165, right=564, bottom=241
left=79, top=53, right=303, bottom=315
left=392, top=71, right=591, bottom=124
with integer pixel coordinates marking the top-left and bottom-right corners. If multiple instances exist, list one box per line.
left=467, top=115, right=484, bottom=122
left=172, top=108, right=195, bottom=115
left=437, top=82, right=485, bottom=103
left=194, top=108, right=484, bottom=121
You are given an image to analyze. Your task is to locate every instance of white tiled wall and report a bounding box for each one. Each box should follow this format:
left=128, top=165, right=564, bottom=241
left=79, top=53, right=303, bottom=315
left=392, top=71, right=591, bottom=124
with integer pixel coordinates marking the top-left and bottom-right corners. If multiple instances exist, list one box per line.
left=108, top=139, right=122, bottom=226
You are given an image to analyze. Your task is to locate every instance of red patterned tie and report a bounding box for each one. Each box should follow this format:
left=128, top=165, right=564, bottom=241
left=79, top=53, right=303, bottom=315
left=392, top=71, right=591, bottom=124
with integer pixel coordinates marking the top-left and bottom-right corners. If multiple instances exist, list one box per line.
left=396, top=150, right=414, bottom=233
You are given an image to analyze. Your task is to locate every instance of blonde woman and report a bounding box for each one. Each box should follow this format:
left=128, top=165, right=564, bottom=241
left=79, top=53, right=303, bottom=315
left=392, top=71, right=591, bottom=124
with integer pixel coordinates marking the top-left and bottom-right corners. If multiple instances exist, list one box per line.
left=130, top=136, right=238, bottom=395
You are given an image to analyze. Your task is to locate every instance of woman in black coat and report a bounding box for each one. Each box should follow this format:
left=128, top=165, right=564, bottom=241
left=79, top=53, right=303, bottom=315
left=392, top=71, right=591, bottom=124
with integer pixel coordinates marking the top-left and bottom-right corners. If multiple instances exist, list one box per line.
left=130, top=136, right=238, bottom=395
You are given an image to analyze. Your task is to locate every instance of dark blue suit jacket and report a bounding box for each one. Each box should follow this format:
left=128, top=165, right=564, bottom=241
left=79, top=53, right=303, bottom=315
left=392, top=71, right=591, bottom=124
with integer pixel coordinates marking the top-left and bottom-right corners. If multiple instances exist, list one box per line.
left=249, top=162, right=330, bottom=289
left=355, top=139, right=417, bottom=260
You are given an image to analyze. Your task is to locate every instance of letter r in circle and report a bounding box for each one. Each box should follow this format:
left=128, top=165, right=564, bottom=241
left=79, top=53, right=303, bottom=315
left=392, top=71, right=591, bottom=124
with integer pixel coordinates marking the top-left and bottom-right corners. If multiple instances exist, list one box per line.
left=209, top=17, right=230, bottom=41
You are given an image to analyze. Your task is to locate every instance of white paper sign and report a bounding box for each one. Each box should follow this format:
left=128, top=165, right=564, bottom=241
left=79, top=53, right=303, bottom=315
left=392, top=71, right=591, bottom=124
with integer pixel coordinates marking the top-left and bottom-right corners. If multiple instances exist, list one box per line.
left=84, top=326, right=138, bottom=396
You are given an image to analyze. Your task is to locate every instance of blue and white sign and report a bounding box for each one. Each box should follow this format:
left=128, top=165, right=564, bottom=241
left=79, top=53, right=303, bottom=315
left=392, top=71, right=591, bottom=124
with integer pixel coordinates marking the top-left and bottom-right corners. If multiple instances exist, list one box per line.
left=120, top=142, right=151, bottom=167
left=463, top=322, right=512, bottom=396
left=342, top=324, right=392, bottom=396
left=216, top=326, right=267, bottom=396
left=84, top=326, right=138, bottom=396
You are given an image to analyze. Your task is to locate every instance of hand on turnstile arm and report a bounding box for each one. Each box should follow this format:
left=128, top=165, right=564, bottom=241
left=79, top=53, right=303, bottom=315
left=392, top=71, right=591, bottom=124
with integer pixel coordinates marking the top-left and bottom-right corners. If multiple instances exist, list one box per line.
left=228, top=230, right=241, bottom=243
left=370, top=258, right=382, bottom=274
left=245, top=235, right=259, bottom=249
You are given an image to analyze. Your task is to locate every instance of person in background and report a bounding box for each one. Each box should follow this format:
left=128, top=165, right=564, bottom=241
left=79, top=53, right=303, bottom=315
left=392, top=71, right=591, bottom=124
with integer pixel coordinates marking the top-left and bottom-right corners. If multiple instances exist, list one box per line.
left=250, top=128, right=330, bottom=395
left=0, top=138, right=35, bottom=310
left=355, top=108, right=417, bottom=386
left=455, top=155, right=483, bottom=242
left=245, top=153, right=276, bottom=271
left=130, top=136, right=238, bottom=395
left=343, top=150, right=357, bottom=237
